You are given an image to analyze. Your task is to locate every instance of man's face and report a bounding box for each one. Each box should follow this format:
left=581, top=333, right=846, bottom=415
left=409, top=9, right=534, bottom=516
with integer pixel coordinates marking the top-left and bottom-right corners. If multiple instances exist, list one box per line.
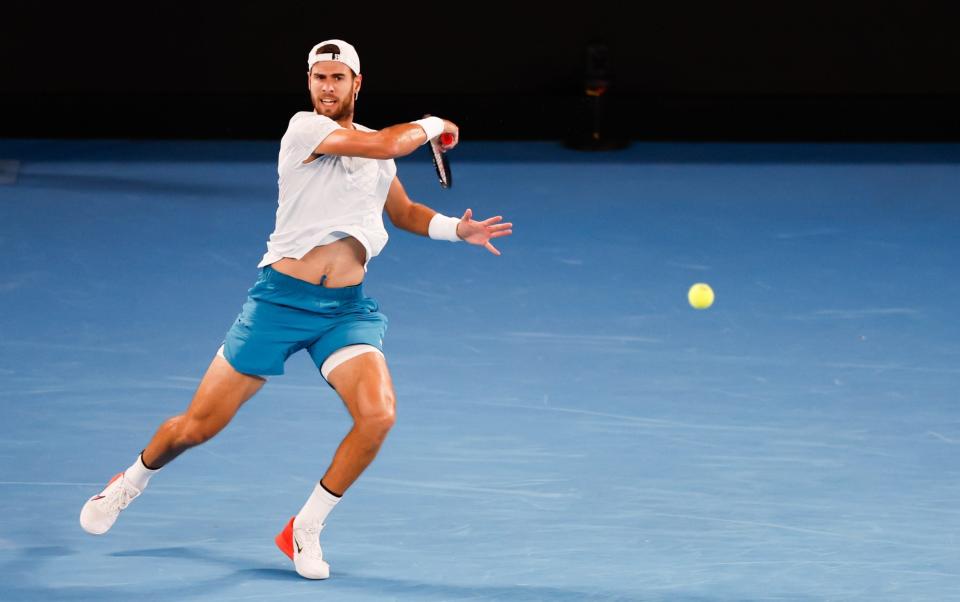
left=308, top=61, right=361, bottom=121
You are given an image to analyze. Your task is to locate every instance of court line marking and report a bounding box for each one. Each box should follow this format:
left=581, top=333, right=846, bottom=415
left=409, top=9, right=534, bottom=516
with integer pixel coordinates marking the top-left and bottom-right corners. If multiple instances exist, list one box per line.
left=928, top=431, right=960, bottom=444
left=646, top=511, right=959, bottom=551
left=364, top=477, right=574, bottom=499
left=458, top=400, right=792, bottom=433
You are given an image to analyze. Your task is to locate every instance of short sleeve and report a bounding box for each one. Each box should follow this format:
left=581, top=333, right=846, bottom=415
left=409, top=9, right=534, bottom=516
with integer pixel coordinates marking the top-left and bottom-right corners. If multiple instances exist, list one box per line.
left=285, top=112, right=342, bottom=155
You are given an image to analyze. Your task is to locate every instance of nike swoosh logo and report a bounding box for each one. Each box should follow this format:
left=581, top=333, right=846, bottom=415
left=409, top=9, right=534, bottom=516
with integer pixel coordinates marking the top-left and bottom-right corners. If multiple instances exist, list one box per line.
left=295, top=537, right=303, bottom=554
left=91, top=495, right=106, bottom=501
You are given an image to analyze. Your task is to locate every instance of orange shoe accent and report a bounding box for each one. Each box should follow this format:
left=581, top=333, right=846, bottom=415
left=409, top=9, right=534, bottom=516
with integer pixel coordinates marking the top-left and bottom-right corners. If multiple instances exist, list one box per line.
left=108, top=472, right=124, bottom=485
left=275, top=516, right=295, bottom=560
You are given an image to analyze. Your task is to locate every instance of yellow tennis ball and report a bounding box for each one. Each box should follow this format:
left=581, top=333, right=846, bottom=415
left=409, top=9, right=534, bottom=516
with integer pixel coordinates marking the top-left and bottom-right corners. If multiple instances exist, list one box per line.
left=688, top=283, right=715, bottom=309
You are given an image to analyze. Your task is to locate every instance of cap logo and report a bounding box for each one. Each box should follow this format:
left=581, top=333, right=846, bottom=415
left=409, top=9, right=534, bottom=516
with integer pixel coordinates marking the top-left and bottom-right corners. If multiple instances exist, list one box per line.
left=308, top=41, right=359, bottom=75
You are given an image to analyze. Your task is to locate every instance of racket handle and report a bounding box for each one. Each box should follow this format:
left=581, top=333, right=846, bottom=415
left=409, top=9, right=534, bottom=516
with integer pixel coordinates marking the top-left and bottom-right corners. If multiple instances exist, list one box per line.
left=440, top=133, right=455, bottom=145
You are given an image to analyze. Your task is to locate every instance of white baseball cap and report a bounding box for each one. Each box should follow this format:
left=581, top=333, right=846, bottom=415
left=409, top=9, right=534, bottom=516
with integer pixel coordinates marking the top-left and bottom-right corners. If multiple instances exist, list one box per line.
left=307, top=39, right=360, bottom=75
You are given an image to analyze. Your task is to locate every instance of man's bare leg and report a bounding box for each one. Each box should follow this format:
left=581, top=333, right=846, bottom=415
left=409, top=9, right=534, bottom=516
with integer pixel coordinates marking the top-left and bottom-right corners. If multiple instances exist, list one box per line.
left=143, top=355, right=266, bottom=467
left=322, top=351, right=397, bottom=493
left=276, top=350, right=395, bottom=579
left=81, top=355, right=265, bottom=535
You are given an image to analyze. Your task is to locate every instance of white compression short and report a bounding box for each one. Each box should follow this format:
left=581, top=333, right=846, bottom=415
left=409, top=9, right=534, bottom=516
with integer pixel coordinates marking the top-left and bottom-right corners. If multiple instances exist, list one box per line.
left=321, top=344, right=384, bottom=380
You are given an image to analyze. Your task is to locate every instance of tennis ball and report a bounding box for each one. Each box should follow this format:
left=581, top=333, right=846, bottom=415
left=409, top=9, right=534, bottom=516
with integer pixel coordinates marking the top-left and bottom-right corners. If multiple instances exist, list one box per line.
left=688, top=283, right=715, bottom=309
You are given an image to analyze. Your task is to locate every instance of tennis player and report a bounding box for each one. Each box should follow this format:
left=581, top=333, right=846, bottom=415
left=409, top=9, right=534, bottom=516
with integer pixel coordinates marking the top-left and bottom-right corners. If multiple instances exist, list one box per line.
left=79, top=39, right=512, bottom=580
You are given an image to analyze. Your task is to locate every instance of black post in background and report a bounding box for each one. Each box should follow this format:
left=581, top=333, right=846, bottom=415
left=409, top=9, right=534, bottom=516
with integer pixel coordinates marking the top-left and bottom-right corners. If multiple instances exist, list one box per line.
left=565, top=41, right=630, bottom=151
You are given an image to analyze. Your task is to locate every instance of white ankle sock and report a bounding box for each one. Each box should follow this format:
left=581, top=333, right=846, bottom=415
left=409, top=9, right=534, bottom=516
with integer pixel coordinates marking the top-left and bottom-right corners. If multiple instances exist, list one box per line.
left=124, top=453, right=159, bottom=491
left=296, top=482, right=340, bottom=525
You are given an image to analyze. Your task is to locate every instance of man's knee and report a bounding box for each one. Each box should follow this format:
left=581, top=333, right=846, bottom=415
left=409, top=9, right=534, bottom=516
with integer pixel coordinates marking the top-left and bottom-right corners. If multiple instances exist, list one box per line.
left=169, top=415, right=221, bottom=449
left=355, top=392, right=396, bottom=441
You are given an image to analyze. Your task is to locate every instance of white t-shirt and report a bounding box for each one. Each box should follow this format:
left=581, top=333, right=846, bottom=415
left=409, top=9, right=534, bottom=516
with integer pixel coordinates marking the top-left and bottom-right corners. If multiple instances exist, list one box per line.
left=258, top=111, right=397, bottom=270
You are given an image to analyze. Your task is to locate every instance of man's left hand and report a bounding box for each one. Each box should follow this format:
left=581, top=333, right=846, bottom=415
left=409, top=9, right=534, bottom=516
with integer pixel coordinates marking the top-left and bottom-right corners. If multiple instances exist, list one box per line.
left=456, top=208, right=513, bottom=256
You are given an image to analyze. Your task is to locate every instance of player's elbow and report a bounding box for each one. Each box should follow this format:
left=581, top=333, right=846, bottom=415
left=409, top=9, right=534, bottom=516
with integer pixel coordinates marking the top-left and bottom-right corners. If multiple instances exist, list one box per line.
left=387, top=203, right=417, bottom=230
left=385, top=209, right=403, bottom=227
left=379, top=137, right=408, bottom=159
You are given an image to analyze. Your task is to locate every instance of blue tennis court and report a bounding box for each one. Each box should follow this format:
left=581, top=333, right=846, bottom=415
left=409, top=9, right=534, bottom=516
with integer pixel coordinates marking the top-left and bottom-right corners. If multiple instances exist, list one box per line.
left=1, top=139, right=958, bottom=600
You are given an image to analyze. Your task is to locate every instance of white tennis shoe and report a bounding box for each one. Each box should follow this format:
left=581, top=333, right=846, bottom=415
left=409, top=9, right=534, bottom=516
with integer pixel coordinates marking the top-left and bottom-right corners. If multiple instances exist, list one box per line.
left=80, top=472, right=142, bottom=535
left=276, top=515, right=330, bottom=579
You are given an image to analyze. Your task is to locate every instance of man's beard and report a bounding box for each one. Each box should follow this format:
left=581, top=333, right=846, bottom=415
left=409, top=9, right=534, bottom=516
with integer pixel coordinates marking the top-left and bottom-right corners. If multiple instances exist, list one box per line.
left=313, top=93, right=354, bottom=121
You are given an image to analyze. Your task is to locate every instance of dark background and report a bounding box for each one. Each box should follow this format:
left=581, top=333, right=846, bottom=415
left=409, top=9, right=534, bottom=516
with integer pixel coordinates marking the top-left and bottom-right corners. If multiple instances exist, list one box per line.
left=3, top=1, right=959, bottom=142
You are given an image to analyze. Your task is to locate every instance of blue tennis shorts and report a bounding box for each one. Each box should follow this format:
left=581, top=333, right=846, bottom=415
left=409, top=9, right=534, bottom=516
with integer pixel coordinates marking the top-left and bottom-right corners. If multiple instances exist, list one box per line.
left=221, top=266, right=387, bottom=378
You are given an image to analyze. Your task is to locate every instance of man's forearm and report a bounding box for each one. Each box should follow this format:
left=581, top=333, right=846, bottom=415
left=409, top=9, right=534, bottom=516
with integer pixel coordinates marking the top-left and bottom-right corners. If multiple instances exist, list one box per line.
left=396, top=202, right=436, bottom=237
left=379, top=117, right=442, bottom=159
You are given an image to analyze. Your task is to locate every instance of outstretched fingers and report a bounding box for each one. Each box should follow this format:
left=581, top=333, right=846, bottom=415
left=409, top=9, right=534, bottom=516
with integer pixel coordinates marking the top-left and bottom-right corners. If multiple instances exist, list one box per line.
left=457, top=209, right=512, bottom=255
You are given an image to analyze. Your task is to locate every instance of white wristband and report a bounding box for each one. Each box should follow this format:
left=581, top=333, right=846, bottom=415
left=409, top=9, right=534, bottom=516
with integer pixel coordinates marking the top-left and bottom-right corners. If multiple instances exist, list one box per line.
left=412, top=116, right=445, bottom=144
left=428, top=214, right=462, bottom=242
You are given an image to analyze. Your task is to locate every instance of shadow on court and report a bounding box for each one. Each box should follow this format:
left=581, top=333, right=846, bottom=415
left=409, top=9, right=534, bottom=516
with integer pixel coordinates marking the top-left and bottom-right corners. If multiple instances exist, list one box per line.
left=1, top=544, right=790, bottom=602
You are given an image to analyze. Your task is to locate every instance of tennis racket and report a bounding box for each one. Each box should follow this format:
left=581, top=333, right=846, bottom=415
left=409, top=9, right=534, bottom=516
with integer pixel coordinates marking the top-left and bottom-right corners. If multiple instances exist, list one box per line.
left=425, top=118, right=454, bottom=189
